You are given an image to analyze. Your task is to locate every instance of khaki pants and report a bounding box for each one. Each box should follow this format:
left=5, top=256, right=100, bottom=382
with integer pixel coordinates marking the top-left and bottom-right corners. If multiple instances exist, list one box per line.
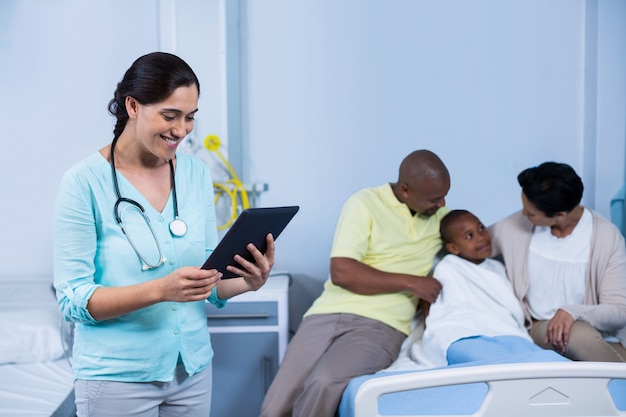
left=260, top=313, right=405, bottom=417
left=530, top=319, right=626, bottom=362
left=75, top=364, right=212, bottom=417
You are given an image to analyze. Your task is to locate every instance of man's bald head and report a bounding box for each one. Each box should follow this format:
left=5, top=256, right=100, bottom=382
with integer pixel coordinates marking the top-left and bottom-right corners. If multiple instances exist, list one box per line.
left=398, top=150, right=449, bottom=186
left=393, top=150, right=450, bottom=217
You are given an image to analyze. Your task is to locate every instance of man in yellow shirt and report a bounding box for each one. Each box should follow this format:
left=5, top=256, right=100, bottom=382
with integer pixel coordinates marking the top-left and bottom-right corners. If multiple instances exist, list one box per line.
left=261, top=150, right=451, bottom=417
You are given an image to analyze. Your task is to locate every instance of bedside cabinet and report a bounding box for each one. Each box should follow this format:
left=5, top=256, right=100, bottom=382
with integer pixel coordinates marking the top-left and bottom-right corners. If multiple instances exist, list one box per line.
left=206, top=273, right=290, bottom=417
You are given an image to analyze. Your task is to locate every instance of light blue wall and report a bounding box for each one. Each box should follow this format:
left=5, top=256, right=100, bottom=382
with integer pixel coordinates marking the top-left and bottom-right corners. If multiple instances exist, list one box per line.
left=595, top=0, right=626, bottom=221
left=0, top=0, right=624, bottom=282
left=0, top=0, right=224, bottom=276
left=242, top=0, right=626, bottom=280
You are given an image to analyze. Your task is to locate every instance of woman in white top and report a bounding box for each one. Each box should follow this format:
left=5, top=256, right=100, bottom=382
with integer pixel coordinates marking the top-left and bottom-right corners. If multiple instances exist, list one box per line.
left=490, top=162, right=626, bottom=362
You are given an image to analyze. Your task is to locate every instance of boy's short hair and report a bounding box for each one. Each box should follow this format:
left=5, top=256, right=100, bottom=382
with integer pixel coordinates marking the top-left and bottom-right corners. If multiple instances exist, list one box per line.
left=439, top=209, right=472, bottom=243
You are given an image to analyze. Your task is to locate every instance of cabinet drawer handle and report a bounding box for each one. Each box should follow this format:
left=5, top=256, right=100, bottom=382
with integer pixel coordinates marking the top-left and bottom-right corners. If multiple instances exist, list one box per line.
left=206, top=313, right=271, bottom=319
left=262, top=355, right=272, bottom=394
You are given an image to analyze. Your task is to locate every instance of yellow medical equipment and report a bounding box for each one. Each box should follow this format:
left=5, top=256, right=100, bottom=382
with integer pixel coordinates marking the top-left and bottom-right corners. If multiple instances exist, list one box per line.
left=204, top=134, right=250, bottom=230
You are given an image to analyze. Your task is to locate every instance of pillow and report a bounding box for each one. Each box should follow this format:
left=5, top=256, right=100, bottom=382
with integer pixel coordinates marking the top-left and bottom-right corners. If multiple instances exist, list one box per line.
left=0, top=306, right=66, bottom=365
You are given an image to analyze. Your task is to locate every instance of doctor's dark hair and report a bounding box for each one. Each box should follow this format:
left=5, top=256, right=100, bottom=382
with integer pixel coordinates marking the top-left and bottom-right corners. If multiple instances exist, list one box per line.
left=108, top=52, right=200, bottom=140
left=517, top=162, right=583, bottom=217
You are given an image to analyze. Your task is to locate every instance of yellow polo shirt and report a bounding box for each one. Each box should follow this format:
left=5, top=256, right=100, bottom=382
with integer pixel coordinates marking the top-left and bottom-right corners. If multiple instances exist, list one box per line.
left=305, top=184, right=448, bottom=335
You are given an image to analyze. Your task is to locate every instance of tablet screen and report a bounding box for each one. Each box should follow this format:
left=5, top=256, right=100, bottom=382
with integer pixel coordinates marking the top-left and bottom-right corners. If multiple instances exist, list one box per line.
left=201, top=206, right=299, bottom=278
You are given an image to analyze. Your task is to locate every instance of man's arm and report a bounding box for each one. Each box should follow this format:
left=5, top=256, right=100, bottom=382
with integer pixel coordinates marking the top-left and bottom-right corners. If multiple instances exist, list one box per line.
left=330, top=257, right=442, bottom=303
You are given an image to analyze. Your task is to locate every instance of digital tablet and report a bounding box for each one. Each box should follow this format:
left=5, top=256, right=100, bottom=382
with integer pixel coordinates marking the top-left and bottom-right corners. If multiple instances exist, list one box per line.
left=201, top=206, right=299, bottom=278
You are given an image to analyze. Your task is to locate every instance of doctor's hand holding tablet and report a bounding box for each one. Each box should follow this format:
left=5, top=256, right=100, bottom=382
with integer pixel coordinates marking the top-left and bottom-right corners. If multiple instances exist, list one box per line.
left=202, top=205, right=299, bottom=279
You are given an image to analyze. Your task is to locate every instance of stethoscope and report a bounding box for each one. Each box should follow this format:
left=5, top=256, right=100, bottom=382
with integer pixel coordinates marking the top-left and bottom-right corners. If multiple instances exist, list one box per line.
left=110, top=137, right=187, bottom=270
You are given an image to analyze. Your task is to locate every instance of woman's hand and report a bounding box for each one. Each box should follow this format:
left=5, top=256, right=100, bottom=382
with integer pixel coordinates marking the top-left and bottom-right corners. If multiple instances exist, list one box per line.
left=158, top=266, right=222, bottom=302
left=545, top=309, right=575, bottom=353
left=226, top=233, right=275, bottom=291
left=87, top=267, right=221, bottom=320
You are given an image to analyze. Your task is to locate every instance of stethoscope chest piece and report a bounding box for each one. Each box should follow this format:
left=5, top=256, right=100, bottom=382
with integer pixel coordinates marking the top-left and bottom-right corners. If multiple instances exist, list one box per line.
left=169, top=218, right=188, bottom=237
left=110, top=137, right=187, bottom=270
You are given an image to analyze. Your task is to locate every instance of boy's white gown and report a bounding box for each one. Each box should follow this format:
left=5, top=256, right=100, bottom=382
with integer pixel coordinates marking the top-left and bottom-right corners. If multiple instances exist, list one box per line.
left=411, top=255, right=531, bottom=367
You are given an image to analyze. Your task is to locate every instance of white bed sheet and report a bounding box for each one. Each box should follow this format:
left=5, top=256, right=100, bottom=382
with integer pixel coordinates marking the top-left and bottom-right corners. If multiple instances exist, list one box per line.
left=0, top=358, right=75, bottom=417
left=384, top=312, right=428, bottom=372
left=0, top=276, right=75, bottom=417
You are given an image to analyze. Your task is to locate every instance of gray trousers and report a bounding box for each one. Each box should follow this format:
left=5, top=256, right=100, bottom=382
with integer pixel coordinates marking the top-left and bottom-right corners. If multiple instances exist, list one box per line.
left=530, top=319, right=626, bottom=362
left=75, top=364, right=212, bottom=417
left=260, top=313, right=405, bottom=417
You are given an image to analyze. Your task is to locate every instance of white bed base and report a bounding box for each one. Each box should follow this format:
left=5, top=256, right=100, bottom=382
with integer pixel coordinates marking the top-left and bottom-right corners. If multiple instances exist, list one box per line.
left=0, top=358, right=75, bottom=417
left=0, top=275, right=76, bottom=417
left=354, top=361, right=626, bottom=417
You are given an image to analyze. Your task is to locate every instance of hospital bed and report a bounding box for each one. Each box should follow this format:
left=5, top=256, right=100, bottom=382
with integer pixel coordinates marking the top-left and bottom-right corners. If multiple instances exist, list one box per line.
left=339, top=315, right=626, bottom=417
left=0, top=275, right=76, bottom=417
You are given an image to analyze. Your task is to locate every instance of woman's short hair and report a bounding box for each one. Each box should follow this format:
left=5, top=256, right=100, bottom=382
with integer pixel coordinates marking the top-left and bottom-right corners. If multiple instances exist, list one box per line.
left=517, top=162, right=583, bottom=217
left=108, top=52, right=200, bottom=140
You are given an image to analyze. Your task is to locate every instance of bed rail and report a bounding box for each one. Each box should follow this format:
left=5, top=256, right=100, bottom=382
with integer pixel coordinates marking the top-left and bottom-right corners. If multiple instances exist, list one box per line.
left=354, top=361, right=626, bottom=417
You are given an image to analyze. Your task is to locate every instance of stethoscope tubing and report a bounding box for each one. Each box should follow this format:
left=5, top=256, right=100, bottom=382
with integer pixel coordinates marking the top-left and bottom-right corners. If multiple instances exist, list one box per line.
left=109, top=137, right=187, bottom=270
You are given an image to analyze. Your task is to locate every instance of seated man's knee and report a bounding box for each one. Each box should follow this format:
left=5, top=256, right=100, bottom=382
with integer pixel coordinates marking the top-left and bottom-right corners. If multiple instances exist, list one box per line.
left=303, top=370, right=335, bottom=393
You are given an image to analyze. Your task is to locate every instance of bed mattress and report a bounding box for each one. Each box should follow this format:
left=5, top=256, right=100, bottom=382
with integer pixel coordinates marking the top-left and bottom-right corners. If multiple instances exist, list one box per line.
left=0, top=359, right=75, bottom=417
left=0, top=275, right=76, bottom=417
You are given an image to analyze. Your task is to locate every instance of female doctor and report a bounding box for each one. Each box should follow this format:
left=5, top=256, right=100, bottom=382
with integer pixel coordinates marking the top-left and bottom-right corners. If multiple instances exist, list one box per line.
left=53, top=52, right=275, bottom=417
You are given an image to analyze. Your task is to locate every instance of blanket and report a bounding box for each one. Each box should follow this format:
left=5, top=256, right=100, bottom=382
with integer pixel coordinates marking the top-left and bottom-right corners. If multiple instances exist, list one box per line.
left=411, top=255, right=531, bottom=367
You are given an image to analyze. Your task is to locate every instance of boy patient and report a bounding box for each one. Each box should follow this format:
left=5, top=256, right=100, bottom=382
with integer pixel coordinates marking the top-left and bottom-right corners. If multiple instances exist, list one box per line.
left=414, top=209, right=547, bottom=367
